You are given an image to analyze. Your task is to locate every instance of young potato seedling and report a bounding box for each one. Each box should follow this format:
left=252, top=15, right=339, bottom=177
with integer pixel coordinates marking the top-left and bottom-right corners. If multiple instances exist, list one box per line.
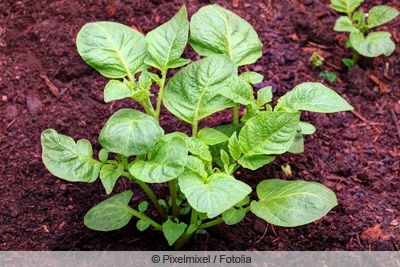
left=330, top=0, right=399, bottom=67
left=41, top=4, right=353, bottom=249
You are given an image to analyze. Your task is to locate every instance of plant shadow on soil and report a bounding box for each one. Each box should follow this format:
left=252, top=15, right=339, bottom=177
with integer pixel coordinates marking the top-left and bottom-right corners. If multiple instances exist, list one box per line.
left=0, top=0, right=399, bottom=251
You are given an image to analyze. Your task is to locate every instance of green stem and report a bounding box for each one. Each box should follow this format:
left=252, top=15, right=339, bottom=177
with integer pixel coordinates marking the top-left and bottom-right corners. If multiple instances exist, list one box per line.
left=232, top=104, right=239, bottom=124
left=139, top=97, right=156, bottom=118
left=190, top=209, right=199, bottom=226
left=168, top=180, right=180, bottom=219
left=199, top=218, right=224, bottom=229
left=173, top=209, right=200, bottom=250
left=136, top=179, right=167, bottom=219
left=192, top=121, right=199, bottom=138
left=123, top=172, right=167, bottom=219
left=129, top=208, right=162, bottom=231
left=155, top=70, right=168, bottom=120
left=352, top=49, right=359, bottom=64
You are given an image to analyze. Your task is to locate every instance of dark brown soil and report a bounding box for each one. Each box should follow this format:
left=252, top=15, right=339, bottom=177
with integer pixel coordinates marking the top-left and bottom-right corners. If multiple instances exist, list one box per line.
left=0, top=0, right=399, bottom=251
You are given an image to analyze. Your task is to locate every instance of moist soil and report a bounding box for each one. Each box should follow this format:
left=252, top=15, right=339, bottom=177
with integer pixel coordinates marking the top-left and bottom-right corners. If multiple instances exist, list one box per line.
left=0, top=0, right=399, bottom=251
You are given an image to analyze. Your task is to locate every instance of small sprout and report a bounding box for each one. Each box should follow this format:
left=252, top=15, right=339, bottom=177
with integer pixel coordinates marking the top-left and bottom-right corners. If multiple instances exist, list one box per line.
left=281, top=164, right=292, bottom=178
left=319, top=70, right=337, bottom=83
left=310, top=52, right=324, bottom=68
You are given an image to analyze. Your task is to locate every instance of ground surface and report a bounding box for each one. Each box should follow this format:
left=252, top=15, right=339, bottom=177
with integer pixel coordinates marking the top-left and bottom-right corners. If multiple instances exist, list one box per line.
left=0, top=0, right=399, bottom=251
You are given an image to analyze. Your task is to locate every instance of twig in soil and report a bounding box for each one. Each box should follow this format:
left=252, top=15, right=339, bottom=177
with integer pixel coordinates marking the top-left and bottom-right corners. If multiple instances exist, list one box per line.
left=40, top=74, right=59, bottom=97
left=389, top=107, right=400, bottom=139
left=270, top=225, right=281, bottom=243
left=350, top=109, right=369, bottom=123
left=255, top=224, right=269, bottom=244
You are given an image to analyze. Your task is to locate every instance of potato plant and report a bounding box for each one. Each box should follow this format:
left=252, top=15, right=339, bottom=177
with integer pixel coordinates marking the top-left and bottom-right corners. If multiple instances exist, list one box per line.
left=41, top=4, right=353, bottom=249
left=330, top=0, right=399, bottom=67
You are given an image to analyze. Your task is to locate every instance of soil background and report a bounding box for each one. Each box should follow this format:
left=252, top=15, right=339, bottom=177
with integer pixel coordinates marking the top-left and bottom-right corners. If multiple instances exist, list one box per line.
left=0, top=0, right=399, bottom=251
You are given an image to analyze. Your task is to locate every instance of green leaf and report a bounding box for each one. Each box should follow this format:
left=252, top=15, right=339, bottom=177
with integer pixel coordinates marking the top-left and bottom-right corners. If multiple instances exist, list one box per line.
left=145, top=5, right=190, bottom=70
left=190, top=4, right=262, bottom=66
left=220, top=149, right=230, bottom=171
left=299, top=121, right=316, bottom=135
left=222, top=207, right=246, bottom=225
left=218, top=75, right=255, bottom=106
left=100, top=164, right=124, bottom=194
left=136, top=220, right=150, bottom=231
left=238, top=154, right=275, bottom=171
left=330, top=0, right=363, bottom=15
left=367, top=6, right=399, bottom=29
left=350, top=31, right=396, bottom=57
left=228, top=132, right=241, bottom=161
left=99, top=109, right=164, bottom=157
left=76, top=22, right=147, bottom=78
left=41, top=129, right=100, bottom=183
left=256, top=86, right=273, bottom=108
left=163, top=55, right=236, bottom=125
left=162, top=219, right=187, bottom=246
left=342, top=58, right=355, bottom=68
left=250, top=179, right=338, bottom=227
left=239, top=111, right=301, bottom=155
left=185, top=156, right=208, bottom=178
left=198, top=128, right=230, bottom=145
left=186, top=138, right=212, bottom=163
left=178, top=172, right=251, bottom=218
left=318, top=70, right=337, bottom=83
left=84, top=190, right=134, bottom=231
left=333, top=16, right=359, bottom=33
left=104, top=80, right=134, bottom=103
left=138, top=201, right=149, bottom=213
left=276, top=82, right=354, bottom=113
left=240, top=72, right=264, bottom=84
left=98, top=148, right=109, bottom=162
left=128, top=137, right=187, bottom=183
left=287, top=127, right=304, bottom=154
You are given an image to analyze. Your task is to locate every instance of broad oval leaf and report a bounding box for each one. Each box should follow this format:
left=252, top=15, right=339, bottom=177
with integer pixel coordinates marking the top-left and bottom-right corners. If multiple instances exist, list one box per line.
left=275, top=82, right=354, bottom=113
left=333, top=16, right=358, bottom=33
left=330, top=0, right=363, bottom=15
left=222, top=207, right=246, bottom=225
left=99, top=109, right=164, bottom=157
left=104, top=80, right=134, bottom=103
left=250, top=179, right=338, bottom=227
left=367, top=6, right=399, bottom=29
left=350, top=31, right=396, bottom=57
left=178, top=172, right=251, bottom=218
left=145, top=5, right=190, bottom=70
left=41, top=129, right=100, bottom=183
left=162, top=55, right=236, bottom=125
left=100, top=164, right=124, bottom=194
left=162, top=219, right=187, bottom=246
left=239, top=111, right=301, bottom=156
left=198, top=128, right=229, bottom=145
left=128, top=137, right=188, bottom=183
left=84, top=190, right=135, bottom=231
left=77, top=21, right=147, bottom=78
left=238, top=154, right=275, bottom=171
left=190, top=4, right=262, bottom=66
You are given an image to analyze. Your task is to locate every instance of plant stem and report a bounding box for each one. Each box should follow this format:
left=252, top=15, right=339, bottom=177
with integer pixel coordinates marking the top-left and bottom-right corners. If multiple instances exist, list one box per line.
left=199, top=218, right=224, bottom=229
left=140, top=97, right=156, bottom=118
left=129, top=208, right=163, bottom=231
left=173, top=210, right=200, bottom=250
left=155, top=70, right=168, bottom=120
left=232, top=104, right=239, bottom=124
left=122, top=173, right=166, bottom=218
left=168, top=180, right=180, bottom=218
left=191, top=120, right=199, bottom=138
left=352, top=49, right=359, bottom=64
left=190, top=209, right=199, bottom=226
